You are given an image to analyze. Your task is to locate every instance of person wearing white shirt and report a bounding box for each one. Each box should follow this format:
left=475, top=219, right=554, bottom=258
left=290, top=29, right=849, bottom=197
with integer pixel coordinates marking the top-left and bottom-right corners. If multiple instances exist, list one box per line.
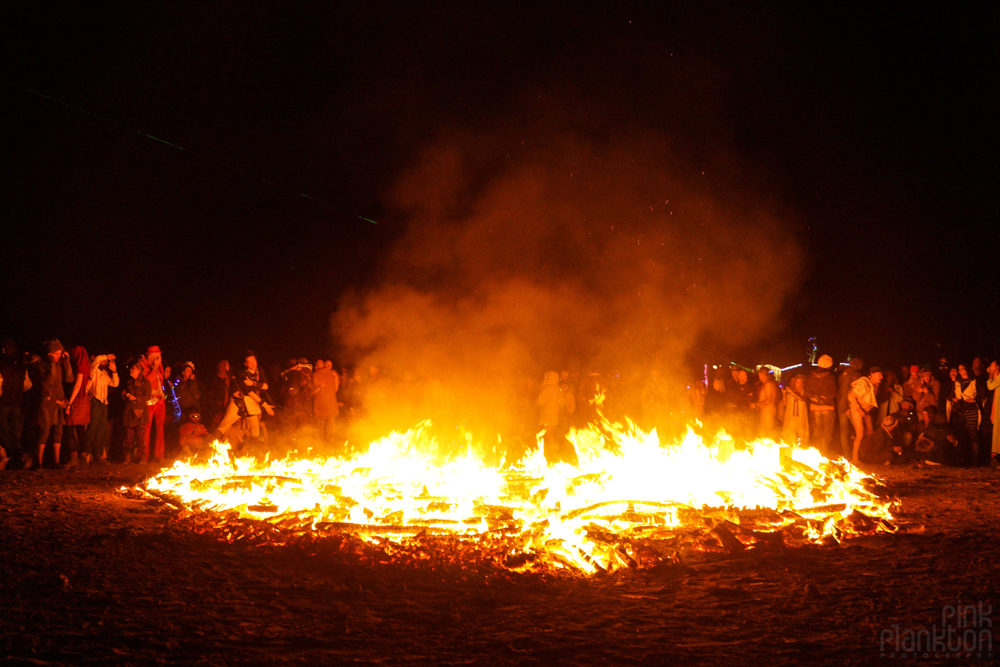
left=86, top=354, right=119, bottom=463
left=848, top=366, right=883, bottom=465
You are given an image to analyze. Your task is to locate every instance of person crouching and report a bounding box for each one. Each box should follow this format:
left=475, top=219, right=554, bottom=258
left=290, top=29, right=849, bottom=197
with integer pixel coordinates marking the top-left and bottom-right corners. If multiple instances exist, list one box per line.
left=179, top=412, right=209, bottom=458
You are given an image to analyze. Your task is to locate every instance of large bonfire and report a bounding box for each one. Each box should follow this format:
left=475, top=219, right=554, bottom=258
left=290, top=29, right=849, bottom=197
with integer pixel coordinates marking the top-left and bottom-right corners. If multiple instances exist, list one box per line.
left=132, top=405, right=897, bottom=575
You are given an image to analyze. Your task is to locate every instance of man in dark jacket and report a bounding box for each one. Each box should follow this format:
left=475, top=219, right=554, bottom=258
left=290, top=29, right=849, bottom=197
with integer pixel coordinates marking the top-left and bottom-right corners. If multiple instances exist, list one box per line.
left=174, top=363, right=204, bottom=422
left=32, top=339, right=74, bottom=469
left=805, top=355, right=838, bottom=457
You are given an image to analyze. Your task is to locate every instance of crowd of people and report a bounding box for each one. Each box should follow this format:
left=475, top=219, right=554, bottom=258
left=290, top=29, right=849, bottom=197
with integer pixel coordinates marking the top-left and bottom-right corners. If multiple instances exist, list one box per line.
left=700, top=355, right=1000, bottom=467
left=0, top=337, right=998, bottom=471
left=0, top=340, right=364, bottom=469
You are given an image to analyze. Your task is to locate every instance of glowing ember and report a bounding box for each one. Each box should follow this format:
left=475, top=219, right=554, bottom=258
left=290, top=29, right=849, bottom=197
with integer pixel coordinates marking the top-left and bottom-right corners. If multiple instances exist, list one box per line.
left=133, top=413, right=896, bottom=574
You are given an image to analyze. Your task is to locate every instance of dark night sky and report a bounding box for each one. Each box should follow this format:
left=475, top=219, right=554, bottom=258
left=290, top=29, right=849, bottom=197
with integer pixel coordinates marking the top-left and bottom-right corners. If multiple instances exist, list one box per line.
left=2, top=3, right=997, bottom=373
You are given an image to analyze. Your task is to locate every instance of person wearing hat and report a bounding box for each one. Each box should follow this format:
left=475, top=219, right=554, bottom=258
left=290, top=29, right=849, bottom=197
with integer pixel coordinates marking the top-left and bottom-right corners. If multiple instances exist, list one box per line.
left=848, top=365, right=883, bottom=465
left=139, top=345, right=167, bottom=462
left=31, top=339, right=75, bottom=469
left=859, top=414, right=899, bottom=465
left=805, top=355, right=838, bottom=457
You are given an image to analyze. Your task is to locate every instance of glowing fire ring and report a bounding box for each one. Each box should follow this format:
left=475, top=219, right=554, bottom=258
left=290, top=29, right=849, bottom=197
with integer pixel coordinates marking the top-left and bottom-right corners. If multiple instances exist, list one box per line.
left=129, top=419, right=897, bottom=574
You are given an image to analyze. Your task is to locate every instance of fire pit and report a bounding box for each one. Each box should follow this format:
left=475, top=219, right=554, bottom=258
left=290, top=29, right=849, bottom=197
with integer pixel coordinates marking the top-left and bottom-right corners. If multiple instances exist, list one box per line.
left=129, top=415, right=897, bottom=575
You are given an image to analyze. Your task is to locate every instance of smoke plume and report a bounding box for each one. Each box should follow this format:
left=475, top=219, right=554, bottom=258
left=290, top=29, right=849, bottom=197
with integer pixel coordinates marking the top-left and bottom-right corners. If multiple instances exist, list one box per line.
left=333, top=127, right=802, bottom=449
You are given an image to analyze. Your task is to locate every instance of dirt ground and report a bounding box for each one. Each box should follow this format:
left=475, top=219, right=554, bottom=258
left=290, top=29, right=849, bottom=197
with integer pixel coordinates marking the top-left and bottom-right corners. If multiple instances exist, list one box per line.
left=1, top=461, right=998, bottom=666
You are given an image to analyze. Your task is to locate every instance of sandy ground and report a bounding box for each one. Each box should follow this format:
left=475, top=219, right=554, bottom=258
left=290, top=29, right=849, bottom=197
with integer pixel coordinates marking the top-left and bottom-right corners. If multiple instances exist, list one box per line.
left=1, top=461, right=998, bottom=666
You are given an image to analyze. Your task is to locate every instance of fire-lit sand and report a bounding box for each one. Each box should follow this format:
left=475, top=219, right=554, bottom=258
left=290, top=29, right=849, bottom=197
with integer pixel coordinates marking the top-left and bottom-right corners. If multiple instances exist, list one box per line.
left=134, top=415, right=897, bottom=575
left=3, top=418, right=1000, bottom=665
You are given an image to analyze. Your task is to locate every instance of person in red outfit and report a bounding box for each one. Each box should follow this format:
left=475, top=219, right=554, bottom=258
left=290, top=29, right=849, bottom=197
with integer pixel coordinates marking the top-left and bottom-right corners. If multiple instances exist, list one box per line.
left=64, top=345, right=92, bottom=465
left=139, top=345, right=167, bottom=462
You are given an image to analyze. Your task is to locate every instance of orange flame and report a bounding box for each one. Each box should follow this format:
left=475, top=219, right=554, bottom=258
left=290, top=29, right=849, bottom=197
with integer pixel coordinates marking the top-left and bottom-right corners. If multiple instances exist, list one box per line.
left=138, top=412, right=894, bottom=574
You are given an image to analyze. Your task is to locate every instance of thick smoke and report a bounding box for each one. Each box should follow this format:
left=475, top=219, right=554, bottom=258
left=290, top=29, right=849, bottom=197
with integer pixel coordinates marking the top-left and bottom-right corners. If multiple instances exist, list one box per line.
left=333, top=129, right=802, bottom=448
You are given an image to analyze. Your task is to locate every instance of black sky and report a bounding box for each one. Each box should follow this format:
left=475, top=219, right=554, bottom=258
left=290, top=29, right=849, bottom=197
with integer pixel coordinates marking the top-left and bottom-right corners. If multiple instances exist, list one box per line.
left=2, top=3, right=997, bottom=372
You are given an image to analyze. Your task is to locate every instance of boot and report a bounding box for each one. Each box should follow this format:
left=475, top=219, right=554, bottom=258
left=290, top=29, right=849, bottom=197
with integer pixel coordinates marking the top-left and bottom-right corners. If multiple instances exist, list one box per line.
left=66, top=452, right=80, bottom=468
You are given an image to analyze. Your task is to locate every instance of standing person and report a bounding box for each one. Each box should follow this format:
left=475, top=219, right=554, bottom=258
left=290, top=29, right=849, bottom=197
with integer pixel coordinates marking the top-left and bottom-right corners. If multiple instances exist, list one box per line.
left=537, top=370, right=576, bottom=465
left=753, top=368, right=780, bottom=438
left=162, top=365, right=181, bottom=423
left=902, top=365, right=922, bottom=404
left=214, top=352, right=275, bottom=451
left=281, top=358, right=313, bottom=430
left=576, top=370, right=607, bottom=426
left=139, top=346, right=167, bottom=462
left=876, top=369, right=904, bottom=425
left=914, top=368, right=940, bottom=416
left=972, top=357, right=989, bottom=398
left=0, top=340, right=31, bottom=467
left=837, top=358, right=864, bottom=461
left=86, top=354, right=119, bottom=463
left=987, top=360, right=1000, bottom=462
left=32, top=340, right=74, bottom=469
left=207, top=360, right=232, bottom=427
left=780, top=374, right=809, bottom=449
left=945, top=367, right=959, bottom=422
left=972, top=357, right=991, bottom=462
left=342, top=368, right=366, bottom=423
left=174, top=363, right=204, bottom=422
left=64, top=345, right=92, bottom=465
left=121, top=363, right=152, bottom=464
left=805, top=355, right=837, bottom=457
left=729, top=369, right=755, bottom=436
left=951, top=364, right=980, bottom=464
left=848, top=365, right=882, bottom=465
left=312, top=360, right=341, bottom=445
left=559, top=370, right=579, bottom=428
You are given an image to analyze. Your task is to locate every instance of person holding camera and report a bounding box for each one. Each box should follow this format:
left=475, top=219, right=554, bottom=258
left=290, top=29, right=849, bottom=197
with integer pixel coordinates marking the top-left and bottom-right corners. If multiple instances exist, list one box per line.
left=86, top=353, right=119, bottom=463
